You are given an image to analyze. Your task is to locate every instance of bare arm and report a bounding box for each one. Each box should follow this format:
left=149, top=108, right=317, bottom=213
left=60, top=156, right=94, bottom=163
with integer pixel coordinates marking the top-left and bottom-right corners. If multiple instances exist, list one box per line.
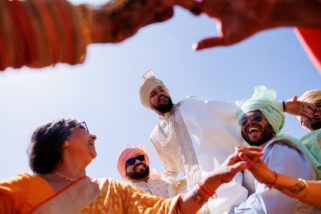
left=238, top=148, right=321, bottom=209
left=0, top=0, right=181, bottom=70
left=178, top=147, right=263, bottom=213
left=194, top=0, right=321, bottom=50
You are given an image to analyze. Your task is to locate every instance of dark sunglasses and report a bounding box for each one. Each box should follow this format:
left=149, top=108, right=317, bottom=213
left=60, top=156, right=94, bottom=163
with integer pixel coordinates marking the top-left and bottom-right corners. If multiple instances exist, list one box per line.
left=126, top=155, right=145, bottom=166
left=239, top=112, right=263, bottom=126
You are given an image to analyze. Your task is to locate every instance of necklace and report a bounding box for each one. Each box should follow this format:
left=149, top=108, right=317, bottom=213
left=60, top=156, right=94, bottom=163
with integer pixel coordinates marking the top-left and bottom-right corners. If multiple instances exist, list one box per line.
left=54, top=171, right=78, bottom=182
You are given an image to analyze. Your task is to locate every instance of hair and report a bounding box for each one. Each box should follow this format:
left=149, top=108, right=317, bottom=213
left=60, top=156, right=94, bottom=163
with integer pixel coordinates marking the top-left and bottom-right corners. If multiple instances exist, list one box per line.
left=28, top=119, right=80, bottom=174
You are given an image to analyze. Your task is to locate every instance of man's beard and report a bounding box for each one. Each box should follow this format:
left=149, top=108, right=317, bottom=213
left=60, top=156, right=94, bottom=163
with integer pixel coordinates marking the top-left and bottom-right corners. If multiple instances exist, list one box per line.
left=127, top=164, right=150, bottom=181
left=151, top=97, right=174, bottom=113
left=242, top=124, right=275, bottom=146
left=311, top=120, right=321, bottom=130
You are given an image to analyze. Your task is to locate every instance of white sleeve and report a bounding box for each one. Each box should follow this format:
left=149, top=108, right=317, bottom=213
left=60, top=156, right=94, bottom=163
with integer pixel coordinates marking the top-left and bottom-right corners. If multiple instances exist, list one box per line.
left=150, top=139, right=180, bottom=183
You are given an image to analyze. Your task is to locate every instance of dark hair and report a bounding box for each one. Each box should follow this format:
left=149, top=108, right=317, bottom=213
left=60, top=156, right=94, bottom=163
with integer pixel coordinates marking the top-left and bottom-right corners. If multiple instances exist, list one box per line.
left=28, top=119, right=79, bottom=174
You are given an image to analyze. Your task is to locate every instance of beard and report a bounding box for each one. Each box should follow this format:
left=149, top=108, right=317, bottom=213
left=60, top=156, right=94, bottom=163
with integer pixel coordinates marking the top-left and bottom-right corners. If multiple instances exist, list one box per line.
left=311, top=120, right=321, bottom=130
left=241, top=123, right=275, bottom=146
left=151, top=97, right=174, bottom=113
left=127, top=164, right=150, bottom=181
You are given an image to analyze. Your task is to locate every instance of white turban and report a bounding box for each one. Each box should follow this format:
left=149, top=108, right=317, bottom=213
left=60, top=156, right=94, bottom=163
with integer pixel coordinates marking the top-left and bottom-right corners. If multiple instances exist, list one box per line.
left=139, top=71, right=169, bottom=109
left=299, top=90, right=321, bottom=103
left=239, top=85, right=284, bottom=134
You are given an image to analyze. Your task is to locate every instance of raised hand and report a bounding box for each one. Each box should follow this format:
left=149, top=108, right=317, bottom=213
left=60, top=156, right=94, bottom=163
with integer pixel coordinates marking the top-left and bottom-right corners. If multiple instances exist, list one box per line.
left=193, top=0, right=276, bottom=50
left=285, top=96, right=316, bottom=118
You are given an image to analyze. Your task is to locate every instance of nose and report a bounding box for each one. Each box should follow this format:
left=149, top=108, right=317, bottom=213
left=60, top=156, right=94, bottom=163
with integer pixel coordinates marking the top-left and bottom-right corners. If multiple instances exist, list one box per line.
left=135, top=159, right=141, bottom=164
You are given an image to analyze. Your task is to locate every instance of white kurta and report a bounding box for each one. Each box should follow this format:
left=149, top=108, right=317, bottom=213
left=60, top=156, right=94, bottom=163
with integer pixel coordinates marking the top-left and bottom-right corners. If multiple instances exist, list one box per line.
left=131, top=178, right=171, bottom=198
left=151, top=97, right=278, bottom=213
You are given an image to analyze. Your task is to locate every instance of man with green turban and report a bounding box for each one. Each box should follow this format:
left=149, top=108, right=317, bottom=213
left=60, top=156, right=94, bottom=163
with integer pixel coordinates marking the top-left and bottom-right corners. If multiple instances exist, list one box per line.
left=230, top=86, right=315, bottom=214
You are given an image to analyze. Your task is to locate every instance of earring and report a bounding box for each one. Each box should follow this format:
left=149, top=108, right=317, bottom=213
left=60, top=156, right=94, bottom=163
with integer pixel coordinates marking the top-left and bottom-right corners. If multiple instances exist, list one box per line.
left=64, top=141, right=70, bottom=147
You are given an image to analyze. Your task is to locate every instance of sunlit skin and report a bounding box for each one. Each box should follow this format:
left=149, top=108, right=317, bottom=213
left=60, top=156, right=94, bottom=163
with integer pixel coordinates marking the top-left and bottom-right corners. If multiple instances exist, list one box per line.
left=240, top=110, right=275, bottom=146
left=64, top=125, right=97, bottom=167
left=301, top=100, right=321, bottom=131
left=149, top=86, right=173, bottom=115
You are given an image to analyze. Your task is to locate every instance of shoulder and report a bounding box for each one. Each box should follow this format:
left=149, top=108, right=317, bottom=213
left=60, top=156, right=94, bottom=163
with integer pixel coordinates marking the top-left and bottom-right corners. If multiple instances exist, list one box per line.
left=0, top=173, right=35, bottom=187
left=263, top=138, right=311, bottom=166
left=265, top=138, right=298, bottom=148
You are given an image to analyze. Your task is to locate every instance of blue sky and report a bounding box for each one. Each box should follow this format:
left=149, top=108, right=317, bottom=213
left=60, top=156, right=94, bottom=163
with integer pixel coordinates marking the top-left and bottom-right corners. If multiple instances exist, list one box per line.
left=0, top=0, right=320, bottom=181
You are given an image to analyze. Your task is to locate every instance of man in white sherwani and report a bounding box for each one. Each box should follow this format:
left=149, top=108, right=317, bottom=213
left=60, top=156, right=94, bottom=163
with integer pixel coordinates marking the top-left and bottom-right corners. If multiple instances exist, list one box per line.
left=138, top=71, right=314, bottom=214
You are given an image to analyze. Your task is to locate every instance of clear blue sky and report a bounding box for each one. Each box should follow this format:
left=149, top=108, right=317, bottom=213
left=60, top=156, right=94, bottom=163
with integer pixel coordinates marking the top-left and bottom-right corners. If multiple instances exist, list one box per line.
left=0, top=0, right=320, bottom=181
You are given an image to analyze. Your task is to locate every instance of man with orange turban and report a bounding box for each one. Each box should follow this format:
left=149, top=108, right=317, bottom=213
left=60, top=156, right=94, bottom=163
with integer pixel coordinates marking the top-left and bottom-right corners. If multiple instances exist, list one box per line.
left=117, top=145, right=186, bottom=198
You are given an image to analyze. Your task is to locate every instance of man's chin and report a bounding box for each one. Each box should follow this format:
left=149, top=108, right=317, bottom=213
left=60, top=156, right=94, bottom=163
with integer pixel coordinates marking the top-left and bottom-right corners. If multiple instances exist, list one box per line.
left=246, top=136, right=264, bottom=146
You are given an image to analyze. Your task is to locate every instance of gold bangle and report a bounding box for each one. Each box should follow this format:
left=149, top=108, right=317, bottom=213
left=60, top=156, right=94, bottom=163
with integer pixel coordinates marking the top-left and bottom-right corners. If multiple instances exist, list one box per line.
left=298, top=178, right=309, bottom=199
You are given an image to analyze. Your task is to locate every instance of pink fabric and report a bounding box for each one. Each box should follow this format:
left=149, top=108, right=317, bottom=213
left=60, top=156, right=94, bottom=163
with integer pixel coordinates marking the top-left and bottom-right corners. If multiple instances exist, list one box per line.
left=117, top=146, right=150, bottom=181
left=295, top=27, right=321, bottom=73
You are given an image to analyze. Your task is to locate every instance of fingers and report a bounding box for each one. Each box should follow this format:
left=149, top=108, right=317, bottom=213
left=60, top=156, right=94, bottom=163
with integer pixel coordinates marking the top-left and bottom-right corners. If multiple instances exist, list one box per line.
left=301, top=102, right=316, bottom=118
left=230, top=161, right=253, bottom=173
left=193, top=37, right=227, bottom=50
left=292, top=95, right=298, bottom=102
left=175, top=0, right=202, bottom=15
left=235, top=146, right=263, bottom=161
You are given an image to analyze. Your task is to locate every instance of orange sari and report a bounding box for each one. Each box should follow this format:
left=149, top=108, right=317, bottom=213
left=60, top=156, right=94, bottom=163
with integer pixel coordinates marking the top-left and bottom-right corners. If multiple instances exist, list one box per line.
left=1, top=173, right=180, bottom=214
left=0, top=173, right=55, bottom=213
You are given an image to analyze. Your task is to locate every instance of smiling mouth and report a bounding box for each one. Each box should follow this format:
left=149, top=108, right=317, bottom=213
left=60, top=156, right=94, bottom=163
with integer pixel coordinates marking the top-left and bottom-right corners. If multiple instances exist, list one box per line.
left=159, top=96, right=168, bottom=102
left=246, top=125, right=262, bottom=136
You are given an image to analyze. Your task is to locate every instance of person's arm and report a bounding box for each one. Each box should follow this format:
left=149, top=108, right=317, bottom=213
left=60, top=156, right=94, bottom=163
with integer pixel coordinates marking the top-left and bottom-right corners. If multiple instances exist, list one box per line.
left=283, top=96, right=316, bottom=118
left=250, top=161, right=321, bottom=209
left=241, top=148, right=321, bottom=209
left=231, top=142, right=312, bottom=213
left=178, top=148, right=262, bottom=213
left=0, top=0, right=177, bottom=70
left=109, top=146, right=262, bottom=213
left=194, top=0, right=321, bottom=50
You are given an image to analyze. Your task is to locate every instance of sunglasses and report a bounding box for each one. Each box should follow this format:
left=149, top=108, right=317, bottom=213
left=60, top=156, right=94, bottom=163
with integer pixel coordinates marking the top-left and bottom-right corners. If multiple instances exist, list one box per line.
left=239, top=112, right=263, bottom=126
left=126, top=155, right=145, bottom=166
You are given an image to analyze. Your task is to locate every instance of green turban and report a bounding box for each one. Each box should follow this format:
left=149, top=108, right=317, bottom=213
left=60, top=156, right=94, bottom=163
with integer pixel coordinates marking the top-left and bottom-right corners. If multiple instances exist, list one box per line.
left=239, top=85, right=284, bottom=134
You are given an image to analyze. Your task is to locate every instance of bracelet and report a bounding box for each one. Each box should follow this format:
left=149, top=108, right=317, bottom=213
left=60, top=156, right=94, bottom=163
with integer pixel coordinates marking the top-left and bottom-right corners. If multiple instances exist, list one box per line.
left=267, top=171, right=278, bottom=190
left=191, top=188, right=206, bottom=205
left=282, top=101, right=286, bottom=112
left=298, top=178, right=309, bottom=199
left=197, top=182, right=217, bottom=198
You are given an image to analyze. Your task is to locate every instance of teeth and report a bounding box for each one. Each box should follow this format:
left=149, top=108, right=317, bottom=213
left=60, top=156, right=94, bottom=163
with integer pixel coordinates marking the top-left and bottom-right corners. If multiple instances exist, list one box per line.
left=248, top=127, right=258, bottom=133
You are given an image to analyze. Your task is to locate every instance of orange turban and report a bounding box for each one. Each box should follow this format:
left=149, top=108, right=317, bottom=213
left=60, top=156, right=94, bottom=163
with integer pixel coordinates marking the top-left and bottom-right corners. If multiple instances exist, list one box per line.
left=117, top=145, right=150, bottom=181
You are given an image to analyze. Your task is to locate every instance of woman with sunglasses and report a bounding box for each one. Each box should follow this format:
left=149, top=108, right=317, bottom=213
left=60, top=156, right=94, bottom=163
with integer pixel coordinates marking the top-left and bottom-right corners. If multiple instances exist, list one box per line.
left=0, top=118, right=263, bottom=214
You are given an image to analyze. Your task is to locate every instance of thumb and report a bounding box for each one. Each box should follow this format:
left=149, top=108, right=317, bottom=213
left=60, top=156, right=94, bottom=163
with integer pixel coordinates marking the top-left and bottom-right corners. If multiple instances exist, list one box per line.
left=193, top=36, right=226, bottom=51
left=292, top=95, right=298, bottom=102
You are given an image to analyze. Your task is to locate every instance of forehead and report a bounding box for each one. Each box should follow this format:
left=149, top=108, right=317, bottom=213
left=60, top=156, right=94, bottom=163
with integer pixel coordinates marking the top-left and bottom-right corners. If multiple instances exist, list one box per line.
left=243, top=110, right=262, bottom=117
left=150, top=86, right=165, bottom=93
left=127, top=154, right=144, bottom=160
